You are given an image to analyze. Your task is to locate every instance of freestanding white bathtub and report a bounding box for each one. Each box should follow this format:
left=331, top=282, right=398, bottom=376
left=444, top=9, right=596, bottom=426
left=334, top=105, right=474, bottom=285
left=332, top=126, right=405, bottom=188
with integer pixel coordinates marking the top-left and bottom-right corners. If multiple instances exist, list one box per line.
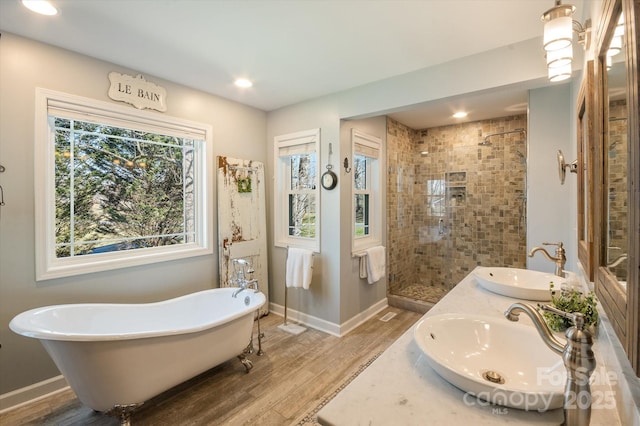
left=10, top=287, right=266, bottom=413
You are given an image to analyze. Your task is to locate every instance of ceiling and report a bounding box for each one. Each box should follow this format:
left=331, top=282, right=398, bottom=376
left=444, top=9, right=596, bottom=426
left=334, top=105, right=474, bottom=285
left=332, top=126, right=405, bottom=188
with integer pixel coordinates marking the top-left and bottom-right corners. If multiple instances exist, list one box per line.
left=0, top=0, right=576, bottom=129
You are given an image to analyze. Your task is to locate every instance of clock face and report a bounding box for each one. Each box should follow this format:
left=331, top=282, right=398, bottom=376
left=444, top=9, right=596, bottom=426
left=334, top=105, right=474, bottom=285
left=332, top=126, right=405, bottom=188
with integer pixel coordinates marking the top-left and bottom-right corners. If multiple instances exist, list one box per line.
left=321, top=170, right=337, bottom=190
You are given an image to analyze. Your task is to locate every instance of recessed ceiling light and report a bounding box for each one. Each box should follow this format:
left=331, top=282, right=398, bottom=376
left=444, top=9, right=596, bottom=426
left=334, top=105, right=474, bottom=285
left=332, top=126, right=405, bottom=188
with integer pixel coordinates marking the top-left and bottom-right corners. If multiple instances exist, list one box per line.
left=234, top=78, right=253, bottom=88
left=453, top=111, right=468, bottom=118
left=22, top=0, right=58, bottom=16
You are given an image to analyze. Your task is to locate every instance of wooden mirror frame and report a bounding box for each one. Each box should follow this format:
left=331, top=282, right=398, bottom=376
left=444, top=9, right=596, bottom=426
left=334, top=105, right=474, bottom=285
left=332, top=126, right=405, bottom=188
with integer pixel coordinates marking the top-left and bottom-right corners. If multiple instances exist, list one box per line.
left=577, top=61, right=595, bottom=281
left=593, top=0, right=640, bottom=375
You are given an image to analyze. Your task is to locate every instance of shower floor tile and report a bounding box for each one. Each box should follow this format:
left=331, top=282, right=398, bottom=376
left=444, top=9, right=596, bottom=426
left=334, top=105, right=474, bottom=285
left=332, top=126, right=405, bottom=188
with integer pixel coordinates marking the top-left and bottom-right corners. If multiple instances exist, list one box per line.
left=392, top=284, right=450, bottom=304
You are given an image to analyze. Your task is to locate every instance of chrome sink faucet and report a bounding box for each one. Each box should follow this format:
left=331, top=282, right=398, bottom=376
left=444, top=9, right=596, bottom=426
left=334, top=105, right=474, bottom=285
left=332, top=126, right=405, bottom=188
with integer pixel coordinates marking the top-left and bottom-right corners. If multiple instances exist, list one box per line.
left=505, top=302, right=595, bottom=426
left=529, top=241, right=566, bottom=277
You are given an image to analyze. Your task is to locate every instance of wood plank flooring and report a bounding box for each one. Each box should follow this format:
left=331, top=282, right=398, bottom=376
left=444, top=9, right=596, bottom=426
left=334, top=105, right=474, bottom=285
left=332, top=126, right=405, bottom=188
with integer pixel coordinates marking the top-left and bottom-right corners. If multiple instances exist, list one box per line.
left=0, top=307, right=421, bottom=425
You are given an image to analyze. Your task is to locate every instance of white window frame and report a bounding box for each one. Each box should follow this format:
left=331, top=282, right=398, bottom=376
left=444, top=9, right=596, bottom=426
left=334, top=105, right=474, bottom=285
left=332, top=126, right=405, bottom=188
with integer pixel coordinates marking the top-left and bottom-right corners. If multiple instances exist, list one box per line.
left=351, top=129, right=382, bottom=254
left=34, top=88, right=214, bottom=280
left=273, top=128, right=320, bottom=252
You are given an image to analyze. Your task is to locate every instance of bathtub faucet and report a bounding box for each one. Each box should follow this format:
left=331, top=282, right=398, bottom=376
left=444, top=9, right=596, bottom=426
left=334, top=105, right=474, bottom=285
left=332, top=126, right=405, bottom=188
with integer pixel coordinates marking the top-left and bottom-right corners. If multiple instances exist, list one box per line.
left=232, top=279, right=259, bottom=298
left=504, top=302, right=595, bottom=426
left=529, top=241, right=566, bottom=277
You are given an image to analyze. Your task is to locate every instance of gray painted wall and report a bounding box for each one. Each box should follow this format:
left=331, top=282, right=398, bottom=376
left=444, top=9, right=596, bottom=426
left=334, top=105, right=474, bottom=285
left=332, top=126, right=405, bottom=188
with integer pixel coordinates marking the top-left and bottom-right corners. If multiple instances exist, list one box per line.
left=0, top=33, right=267, bottom=394
left=526, top=84, right=577, bottom=274
left=339, top=117, right=388, bottom=322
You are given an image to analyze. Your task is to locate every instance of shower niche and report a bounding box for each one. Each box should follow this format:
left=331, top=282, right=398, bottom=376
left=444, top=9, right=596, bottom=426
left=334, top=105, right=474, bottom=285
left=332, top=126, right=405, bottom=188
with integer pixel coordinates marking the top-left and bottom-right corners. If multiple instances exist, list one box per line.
left=445, top=171, right=466, bottom=207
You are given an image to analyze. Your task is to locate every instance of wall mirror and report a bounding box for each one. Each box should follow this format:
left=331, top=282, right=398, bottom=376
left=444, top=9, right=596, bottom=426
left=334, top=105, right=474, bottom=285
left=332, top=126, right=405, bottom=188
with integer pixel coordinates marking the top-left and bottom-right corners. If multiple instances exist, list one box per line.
left=593, top=0, right=639, bottom=375
left=577, top=61, right=594, bottom=281
left=605, top=18, right=628, bottom=285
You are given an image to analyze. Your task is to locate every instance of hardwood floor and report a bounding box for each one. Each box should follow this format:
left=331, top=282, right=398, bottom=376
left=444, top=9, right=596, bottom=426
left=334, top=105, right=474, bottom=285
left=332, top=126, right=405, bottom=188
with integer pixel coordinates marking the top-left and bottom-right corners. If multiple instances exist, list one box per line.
left=0, top=307, right=421, bottom=425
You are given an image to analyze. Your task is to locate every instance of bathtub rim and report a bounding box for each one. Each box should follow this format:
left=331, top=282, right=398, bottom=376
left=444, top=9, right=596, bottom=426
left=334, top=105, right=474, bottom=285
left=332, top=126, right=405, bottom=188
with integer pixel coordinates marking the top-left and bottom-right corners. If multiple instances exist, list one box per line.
left=9, top=287, right=266, bottom=342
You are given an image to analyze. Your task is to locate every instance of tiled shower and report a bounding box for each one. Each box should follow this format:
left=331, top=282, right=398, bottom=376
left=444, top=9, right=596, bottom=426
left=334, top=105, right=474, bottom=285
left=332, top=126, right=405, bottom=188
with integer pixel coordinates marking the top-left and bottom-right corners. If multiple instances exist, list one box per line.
left=386, top=114, right=528, bottom=306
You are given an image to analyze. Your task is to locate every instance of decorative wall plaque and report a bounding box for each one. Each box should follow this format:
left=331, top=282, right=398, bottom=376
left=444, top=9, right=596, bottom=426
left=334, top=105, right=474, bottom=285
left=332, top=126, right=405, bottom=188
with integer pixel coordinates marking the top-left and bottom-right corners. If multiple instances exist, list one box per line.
left=108, top=72, right=167, bottom=112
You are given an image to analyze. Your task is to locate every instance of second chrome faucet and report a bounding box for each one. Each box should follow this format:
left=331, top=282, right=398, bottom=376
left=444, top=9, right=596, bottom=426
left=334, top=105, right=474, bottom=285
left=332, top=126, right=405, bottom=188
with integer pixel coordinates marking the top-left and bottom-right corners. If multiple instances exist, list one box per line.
left=529, top=241, right=566, bottom=277
left=505, top=302, right=595, bottom=426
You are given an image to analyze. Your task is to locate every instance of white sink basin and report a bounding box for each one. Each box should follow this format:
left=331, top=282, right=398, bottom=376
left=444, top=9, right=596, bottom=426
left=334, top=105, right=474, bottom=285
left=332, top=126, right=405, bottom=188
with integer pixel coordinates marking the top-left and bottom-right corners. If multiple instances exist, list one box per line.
left=414, top=313, right=565, bottom=411
left=473, top=267, right=567, bottom=301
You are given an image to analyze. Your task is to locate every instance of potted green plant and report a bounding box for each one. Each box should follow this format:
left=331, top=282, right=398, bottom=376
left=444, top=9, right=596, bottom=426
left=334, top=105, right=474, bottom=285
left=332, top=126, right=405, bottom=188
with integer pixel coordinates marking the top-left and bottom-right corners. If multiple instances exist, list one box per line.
left=541, top=282, right=599, bottom=334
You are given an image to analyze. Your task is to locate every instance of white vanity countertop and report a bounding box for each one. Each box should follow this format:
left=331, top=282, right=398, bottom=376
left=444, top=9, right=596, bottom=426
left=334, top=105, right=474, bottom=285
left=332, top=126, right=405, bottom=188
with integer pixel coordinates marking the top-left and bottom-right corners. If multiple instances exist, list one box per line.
left=317, top=270, right=621, bottom=425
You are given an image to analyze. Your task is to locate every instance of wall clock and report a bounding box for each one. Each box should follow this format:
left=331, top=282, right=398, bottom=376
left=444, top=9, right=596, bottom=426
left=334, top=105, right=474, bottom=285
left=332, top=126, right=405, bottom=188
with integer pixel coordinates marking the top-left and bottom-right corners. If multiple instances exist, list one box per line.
left=321, top=165, right=338, bottom=190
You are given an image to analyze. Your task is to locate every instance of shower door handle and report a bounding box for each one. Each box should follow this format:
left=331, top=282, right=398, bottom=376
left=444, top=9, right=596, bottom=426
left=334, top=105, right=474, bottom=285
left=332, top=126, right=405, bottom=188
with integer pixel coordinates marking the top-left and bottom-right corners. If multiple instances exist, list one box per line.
left=438, top=219, right=445, bottom=235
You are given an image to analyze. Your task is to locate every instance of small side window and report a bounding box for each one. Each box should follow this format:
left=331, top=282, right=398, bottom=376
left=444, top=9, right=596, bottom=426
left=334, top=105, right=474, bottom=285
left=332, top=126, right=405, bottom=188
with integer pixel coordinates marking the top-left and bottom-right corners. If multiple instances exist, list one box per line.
left=352, top=129, right=382, bottom=254
left=274, top=128, right=320, bottom=251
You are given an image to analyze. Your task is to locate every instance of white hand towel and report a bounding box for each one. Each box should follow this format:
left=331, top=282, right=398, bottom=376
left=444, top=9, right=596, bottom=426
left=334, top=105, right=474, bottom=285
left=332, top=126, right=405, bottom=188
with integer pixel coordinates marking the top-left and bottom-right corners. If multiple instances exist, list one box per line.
left=359, top=255, right=368, bottom=279
left=365, top=246, right=385, bottom=284
left=286, top=248, right=314, bottom=289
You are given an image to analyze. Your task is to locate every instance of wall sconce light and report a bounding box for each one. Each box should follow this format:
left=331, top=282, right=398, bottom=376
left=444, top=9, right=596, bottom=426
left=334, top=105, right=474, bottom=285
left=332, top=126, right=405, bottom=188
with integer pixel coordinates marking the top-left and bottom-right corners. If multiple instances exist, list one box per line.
left=557, top=149, right=578, bottom=185
left=607, top=35, right=623, bottom=56
left=606, top=13, right=625, bottom=57
left=541, top=1, right=590, bottom=82
left=542, top=1, right=575, bottom=51
left=546, top=45, right=573, bottom=68
left=548, top=63, right=573, bottom=82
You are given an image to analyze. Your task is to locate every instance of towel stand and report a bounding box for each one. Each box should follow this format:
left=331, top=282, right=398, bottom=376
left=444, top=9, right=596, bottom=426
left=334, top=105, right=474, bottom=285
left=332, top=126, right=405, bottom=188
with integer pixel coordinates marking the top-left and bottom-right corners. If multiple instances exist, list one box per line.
left=278, top=247, right=315, bottom=336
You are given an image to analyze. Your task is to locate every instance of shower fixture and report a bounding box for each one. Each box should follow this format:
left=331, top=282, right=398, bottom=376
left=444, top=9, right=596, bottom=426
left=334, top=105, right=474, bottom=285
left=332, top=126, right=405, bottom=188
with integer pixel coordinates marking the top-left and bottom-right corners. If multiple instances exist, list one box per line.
left=478, top=128, right=527, bottom=146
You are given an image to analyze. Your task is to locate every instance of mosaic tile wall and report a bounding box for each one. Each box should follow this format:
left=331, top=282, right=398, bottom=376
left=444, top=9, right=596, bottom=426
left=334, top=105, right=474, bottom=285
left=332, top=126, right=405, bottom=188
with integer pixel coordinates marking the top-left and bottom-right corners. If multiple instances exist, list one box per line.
left=387, top=115, right=528, bottom=302
left=607, top=99, right=628, bottom=281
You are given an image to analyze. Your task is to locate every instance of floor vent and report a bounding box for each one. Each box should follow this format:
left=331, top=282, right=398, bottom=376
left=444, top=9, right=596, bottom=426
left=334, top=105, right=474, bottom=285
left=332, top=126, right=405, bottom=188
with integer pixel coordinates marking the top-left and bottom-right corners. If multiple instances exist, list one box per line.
left=379, top=312, right=397, bottom=322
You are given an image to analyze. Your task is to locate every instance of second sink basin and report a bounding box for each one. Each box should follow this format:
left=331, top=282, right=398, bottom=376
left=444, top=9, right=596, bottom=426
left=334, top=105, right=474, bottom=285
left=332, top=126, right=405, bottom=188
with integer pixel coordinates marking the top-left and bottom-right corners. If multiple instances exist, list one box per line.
left=414, top=313, right=565, bottom=411
left=474, top=267, right=568, bottom=301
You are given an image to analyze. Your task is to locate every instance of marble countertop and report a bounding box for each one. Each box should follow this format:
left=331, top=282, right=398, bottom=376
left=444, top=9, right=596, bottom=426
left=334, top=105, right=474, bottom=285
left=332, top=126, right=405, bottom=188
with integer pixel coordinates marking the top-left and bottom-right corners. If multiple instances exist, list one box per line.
left=317, top=270, right=621, bottom=425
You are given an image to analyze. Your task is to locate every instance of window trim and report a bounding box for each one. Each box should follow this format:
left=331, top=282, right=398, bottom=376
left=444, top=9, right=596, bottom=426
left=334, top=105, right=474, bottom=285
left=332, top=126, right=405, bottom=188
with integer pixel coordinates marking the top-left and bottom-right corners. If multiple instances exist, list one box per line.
left=34, top=88, right=214, bottom=281
left=273, top=128, right=320, bottom=252
left=351, top=129, right=382, bottom=254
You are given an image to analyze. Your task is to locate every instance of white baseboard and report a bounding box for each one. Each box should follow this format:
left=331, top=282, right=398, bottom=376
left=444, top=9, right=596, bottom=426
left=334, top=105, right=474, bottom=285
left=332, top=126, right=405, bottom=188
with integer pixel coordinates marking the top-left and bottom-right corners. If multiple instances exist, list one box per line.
left=269, top=297, right=388, bottom=337
left=339, top=298, right=389, bottom=335
left=0, top=375, right=68, bottom=413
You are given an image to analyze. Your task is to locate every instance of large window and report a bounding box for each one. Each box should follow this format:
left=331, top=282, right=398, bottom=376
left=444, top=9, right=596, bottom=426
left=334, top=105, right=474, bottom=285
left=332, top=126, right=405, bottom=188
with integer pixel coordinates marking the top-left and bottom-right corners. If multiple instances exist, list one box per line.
left=274, top=128, right=319, bottom=251
left=35, top=89, right=213, bottom=280
left=352, top=129, right=382, bottom=253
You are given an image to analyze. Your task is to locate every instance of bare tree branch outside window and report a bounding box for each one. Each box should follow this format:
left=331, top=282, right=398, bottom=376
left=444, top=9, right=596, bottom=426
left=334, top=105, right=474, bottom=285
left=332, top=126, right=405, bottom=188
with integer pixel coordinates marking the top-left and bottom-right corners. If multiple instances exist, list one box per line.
left=54, top=118, right=196, bottom=257
left=288, top=154, right=316, bottom=237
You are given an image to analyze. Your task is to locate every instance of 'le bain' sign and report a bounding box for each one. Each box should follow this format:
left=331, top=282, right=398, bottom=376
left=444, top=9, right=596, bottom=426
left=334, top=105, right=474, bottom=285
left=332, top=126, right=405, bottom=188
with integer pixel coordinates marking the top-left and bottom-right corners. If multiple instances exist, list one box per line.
left=108, top=72, right=167, bottom=112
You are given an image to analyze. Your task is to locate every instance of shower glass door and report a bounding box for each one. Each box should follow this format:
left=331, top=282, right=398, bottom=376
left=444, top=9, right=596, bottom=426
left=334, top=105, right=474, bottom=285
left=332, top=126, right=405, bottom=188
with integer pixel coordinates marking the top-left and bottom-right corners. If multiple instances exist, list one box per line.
left=387, top=115, right=527, bottom=306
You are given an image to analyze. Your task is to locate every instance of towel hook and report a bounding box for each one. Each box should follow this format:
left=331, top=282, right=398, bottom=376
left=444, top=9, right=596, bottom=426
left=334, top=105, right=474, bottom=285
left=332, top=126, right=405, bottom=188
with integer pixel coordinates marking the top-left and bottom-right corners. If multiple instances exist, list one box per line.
left=343, top=157, right=351, bottom=173
left=0, top=164, right=4, bottom=207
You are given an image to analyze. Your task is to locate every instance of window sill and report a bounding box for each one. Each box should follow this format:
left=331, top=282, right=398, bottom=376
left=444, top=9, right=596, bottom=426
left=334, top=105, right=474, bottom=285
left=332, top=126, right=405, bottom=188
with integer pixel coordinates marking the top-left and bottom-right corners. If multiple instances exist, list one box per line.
left=36, top=244, right=212, bottom=281
left=351, top=238, right=382, bottom=258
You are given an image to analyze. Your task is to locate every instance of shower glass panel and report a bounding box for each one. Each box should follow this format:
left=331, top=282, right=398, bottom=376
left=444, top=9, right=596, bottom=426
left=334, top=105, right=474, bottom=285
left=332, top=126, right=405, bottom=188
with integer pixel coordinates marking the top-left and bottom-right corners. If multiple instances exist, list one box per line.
left=387, top=115, right=527, bottom=305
